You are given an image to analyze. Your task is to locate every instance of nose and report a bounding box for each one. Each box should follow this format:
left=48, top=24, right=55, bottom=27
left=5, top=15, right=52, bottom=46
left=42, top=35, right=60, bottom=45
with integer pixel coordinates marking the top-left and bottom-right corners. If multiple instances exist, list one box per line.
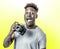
left=28, top=12, right=31, bottom=17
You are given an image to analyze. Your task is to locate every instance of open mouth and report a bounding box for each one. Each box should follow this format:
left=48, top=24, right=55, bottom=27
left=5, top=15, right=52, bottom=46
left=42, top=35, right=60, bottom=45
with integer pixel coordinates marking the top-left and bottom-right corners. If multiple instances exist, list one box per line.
left=27, top=19, right=32, bottom=22
left=26, top=18, right=32, bottom=22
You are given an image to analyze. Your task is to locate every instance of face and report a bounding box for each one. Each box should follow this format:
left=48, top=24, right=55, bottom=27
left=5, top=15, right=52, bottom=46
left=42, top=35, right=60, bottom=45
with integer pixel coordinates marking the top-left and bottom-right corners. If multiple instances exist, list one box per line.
left=24, top=7, right=37, bottom=26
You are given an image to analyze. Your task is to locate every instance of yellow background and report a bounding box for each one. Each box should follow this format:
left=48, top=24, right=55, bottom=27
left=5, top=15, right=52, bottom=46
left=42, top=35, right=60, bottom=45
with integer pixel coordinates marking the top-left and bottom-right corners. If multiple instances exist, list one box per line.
left=0, top=0, right=60, bottom=49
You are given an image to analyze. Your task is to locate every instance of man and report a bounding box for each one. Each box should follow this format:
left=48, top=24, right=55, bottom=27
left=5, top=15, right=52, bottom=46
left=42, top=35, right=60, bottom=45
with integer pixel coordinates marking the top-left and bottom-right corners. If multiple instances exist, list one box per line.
left=3, top=3, right=46, bottom=49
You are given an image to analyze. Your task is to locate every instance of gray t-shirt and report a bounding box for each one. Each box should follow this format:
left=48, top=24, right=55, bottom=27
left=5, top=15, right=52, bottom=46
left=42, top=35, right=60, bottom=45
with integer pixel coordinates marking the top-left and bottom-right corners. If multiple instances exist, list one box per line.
left=14, top=25, right=46, bottom=49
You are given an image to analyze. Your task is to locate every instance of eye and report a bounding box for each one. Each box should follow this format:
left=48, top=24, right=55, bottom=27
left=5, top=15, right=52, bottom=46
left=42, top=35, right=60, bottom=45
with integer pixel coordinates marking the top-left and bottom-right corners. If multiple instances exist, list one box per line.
left=25, top=12, right=28, bottom=14
left=32, top=12, right=35, bottom=15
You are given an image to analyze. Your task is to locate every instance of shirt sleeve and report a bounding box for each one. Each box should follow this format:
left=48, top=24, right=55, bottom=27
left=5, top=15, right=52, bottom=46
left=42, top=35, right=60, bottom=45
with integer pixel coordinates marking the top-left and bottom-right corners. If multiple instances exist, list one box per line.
left=14, top=31, right=21, bottom=38
left=38, top=34, right=46, bottom=49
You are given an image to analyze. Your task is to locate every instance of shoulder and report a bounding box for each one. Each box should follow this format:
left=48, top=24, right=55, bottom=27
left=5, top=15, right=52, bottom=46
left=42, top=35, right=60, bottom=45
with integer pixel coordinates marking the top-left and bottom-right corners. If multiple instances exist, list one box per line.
left=36, top=26, right=46, bottom=41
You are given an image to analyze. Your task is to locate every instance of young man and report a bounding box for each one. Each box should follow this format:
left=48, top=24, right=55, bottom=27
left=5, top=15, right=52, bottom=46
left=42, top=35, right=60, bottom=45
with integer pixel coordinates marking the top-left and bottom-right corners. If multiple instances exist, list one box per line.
left=3, top=3, right=46, bottom=49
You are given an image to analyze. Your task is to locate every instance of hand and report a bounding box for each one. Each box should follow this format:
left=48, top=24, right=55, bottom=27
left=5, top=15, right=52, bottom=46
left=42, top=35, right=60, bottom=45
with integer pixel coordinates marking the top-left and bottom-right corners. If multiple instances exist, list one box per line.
left=9, top=21, right=19, bottom=35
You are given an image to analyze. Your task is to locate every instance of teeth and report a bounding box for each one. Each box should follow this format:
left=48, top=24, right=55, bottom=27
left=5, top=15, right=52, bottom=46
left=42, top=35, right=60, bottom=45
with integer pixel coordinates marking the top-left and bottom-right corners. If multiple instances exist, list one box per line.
left=27, top=20, right=32, bottom=22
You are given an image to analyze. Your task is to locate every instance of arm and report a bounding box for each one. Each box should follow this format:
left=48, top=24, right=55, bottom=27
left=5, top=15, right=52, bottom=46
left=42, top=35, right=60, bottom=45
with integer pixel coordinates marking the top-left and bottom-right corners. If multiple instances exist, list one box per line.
left=3, top=21, right=19, bottom=48
left=3, top=31, right=15, bottom=48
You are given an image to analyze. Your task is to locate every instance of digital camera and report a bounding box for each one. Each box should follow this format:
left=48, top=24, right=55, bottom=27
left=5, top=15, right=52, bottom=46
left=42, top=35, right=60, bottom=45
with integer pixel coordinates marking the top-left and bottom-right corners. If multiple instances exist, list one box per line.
left=16, top=24, right=26, bottom=35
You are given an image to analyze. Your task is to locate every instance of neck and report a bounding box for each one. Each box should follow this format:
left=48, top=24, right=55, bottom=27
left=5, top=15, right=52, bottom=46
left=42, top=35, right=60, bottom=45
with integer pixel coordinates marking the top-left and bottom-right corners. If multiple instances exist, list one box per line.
left=26, top=24, right=36, bottom=29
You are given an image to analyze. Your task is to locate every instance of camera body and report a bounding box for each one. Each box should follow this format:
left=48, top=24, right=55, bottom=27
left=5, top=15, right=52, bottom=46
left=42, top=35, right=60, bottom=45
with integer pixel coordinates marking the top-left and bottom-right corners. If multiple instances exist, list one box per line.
left=16, top=24, right=26, bottom=35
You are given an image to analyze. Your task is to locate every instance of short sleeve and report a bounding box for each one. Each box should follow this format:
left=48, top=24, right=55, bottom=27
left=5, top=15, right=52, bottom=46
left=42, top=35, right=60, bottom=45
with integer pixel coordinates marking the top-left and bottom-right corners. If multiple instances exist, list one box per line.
left=14, top=31, right=21, bottom=38
left=38, top=34, right=46, bottom=49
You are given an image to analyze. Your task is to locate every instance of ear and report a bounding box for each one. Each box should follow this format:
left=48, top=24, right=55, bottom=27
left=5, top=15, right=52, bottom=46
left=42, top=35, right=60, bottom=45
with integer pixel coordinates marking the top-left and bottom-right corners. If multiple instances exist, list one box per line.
left=24, top=14, right=26, bottom=18
left=35, top=14, right=38, bottom=19
left=24, top=14, right=26, bottom=20
left=24, top=14, right=25, bottom=17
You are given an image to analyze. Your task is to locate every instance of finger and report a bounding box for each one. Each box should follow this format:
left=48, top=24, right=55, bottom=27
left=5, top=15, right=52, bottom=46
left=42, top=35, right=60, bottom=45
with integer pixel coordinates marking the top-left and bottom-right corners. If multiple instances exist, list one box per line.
left=14, top=21, right=19, bottom=25
left=11, top=21, right=19, bottom=27
left=13, top=21, right=19, bottom=27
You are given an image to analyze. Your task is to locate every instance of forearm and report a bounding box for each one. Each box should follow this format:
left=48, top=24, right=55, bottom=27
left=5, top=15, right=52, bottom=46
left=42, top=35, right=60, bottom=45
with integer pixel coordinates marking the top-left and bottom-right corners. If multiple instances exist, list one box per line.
left=3, top=32, right=14, bottom=48
left=3, top=21, right=18, bottom=48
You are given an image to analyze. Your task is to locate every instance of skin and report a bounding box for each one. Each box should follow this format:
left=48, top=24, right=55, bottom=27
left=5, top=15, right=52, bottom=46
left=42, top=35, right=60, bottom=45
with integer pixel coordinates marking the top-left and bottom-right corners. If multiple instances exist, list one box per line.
left=24, top=7, right=37, bottom=29
left=3, top=22, right=19, bottom=48
left=3, top=7, right=46, bottom=49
